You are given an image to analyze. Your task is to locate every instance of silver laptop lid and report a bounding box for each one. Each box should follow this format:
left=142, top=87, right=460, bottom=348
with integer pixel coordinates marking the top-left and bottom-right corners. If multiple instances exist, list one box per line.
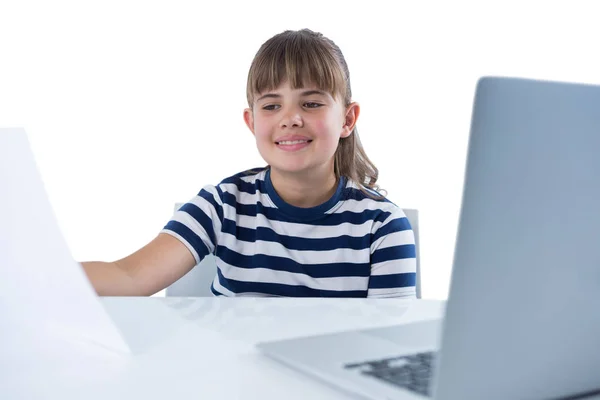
left=434, top=77, right=600, bottom=400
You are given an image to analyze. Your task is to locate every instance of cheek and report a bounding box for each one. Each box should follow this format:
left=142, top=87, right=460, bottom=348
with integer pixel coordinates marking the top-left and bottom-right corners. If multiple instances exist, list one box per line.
left=252, top=119, right=272, bottom=141
left=314, top=119, right=327, bottom=132
left=312, top=118, right=333, bottom=137
left=313, top=116, right=342, bottom=142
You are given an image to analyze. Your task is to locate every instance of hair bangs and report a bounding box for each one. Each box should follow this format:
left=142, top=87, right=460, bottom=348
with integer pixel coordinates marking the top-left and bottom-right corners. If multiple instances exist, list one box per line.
left=246, top=32, right=347, bottom=107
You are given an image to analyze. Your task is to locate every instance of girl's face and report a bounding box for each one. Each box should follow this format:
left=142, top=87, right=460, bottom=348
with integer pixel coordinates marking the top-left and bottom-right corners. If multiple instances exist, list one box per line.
left=244, top=81, right=359, bottom=178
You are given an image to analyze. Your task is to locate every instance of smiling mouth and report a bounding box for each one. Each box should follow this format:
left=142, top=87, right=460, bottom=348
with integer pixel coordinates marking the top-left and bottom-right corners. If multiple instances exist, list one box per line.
left=274, top=139, right=313, bottom=152
left=275, top=139, right=313, bottom=145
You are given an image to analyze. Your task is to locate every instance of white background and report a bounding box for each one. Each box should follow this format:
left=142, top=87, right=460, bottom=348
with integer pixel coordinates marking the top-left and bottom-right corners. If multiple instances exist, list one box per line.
left=1, top=0, right=599, bottom=299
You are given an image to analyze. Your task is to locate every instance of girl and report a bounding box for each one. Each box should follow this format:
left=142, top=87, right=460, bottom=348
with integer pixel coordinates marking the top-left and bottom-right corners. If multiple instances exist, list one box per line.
left=82, top=29, right=417, bottom=298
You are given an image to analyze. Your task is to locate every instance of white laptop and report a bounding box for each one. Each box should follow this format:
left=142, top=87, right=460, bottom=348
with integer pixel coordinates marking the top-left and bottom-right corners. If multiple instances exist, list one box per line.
left=256, top=77, right=600, bottom=400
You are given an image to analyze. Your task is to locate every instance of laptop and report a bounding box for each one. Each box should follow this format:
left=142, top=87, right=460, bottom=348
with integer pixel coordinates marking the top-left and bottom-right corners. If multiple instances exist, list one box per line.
left=256, top=77, right=600, bottom=400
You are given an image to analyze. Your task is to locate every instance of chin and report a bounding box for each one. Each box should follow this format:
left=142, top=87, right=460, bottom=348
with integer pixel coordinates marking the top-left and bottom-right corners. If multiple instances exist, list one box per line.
left=271, top=165, right=309, bottom=174
left=268, top=160, right=315, bottom=175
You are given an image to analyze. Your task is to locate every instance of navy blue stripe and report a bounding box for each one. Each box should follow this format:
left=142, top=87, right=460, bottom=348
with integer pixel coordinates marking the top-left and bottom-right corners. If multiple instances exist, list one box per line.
left=197, top=188, right=224, bottom=223
left=178, top=201, right=217, bottom=246
left=218, top=178, right=255, bottom=193
left=255, top=177, right=269, bottom=195
left=371, top=216, right=412, bottom=244
left=221, top=191, right=255, bottom=214
left=210, top=281, right=224, bottom=296
left=371, top=211, right=391, bottom=225
left=219, top=174, right=264, bottom=195
left=220, top=192, right=392, bottom=226
left=163, top=221, right=211, bottom=260
left=342, top=187, right=390, bottom=203
left=220, top=220, right=372, bottom=251
left=215, top=246, right=371, bottom=277
left=371, top=244, right=416, bottom=264
left=368, top=272, right=416, bottom=289
left=216, top=268, right=368, bottom=298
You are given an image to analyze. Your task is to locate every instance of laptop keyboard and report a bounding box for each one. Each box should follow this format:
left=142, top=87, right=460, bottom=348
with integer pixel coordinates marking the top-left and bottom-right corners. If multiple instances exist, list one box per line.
left=344, top=351, right=436, bottom=397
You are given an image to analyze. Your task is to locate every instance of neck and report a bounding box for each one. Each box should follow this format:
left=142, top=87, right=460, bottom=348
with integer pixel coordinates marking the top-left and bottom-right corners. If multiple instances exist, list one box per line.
left=269, top=165, right=338, bottom=208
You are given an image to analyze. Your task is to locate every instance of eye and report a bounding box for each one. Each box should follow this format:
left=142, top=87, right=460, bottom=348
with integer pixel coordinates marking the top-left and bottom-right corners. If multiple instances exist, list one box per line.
left=304, top=102, right=323, bottom=109
left=262, top=104, right=280, bottom=111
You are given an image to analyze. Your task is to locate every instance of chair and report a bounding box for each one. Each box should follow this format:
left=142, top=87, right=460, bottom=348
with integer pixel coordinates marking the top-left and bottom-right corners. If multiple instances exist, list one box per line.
left=166, top=204, right=422, bottom=298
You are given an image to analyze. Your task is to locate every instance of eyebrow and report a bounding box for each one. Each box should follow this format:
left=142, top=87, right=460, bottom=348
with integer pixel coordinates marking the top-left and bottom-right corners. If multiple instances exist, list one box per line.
left=256, top=89, right=328, bottom=103
left=301, top=90, right=328, bottom=97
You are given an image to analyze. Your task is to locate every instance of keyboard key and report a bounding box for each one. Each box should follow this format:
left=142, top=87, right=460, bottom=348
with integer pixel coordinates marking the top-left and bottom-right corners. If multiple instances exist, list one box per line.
left=344, top=351, right=436, bottom=397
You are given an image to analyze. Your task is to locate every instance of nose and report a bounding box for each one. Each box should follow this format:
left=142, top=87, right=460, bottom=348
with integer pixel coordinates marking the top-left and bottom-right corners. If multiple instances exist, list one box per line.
left=279, top=110, right=304, bottom=129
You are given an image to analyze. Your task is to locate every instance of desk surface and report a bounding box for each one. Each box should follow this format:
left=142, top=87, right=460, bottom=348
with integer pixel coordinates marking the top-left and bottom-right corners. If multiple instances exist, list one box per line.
left=6, top=297, right=599, bottom=400
left=3, top=297, right=443, bottom=399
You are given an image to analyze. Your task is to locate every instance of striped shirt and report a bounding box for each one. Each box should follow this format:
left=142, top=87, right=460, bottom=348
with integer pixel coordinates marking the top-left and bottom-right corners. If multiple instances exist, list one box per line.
left=162, top=168, right=417, bottom=298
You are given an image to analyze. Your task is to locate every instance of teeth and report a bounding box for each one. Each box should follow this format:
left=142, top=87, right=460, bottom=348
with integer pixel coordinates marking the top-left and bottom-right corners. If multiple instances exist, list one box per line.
left=278, top=140, right=309, bottom=145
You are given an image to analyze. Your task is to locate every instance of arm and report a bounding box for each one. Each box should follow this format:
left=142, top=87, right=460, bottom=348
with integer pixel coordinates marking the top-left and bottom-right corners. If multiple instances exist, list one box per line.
left=81, top=233, right=197, bottom=296
left=82, top=184, right=224, bottom=296
left=368, top=208, right=417, bottom=298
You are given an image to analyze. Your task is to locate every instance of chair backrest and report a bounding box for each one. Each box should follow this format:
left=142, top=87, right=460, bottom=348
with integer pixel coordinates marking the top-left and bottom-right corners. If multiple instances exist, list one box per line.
left=403, top=208, right=422, bottom=299
left=166, top=204, right=422, bottom=298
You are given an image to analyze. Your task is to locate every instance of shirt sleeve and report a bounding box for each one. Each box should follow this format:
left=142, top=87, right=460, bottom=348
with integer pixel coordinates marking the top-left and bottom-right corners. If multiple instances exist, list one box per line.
left=161, top=184, right=224, bottom=264
left=367, top=207, right=417, bottom=298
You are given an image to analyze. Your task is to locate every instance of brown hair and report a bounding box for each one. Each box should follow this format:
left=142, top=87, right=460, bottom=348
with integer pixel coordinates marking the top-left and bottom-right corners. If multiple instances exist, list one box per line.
left=246, top=29, right=384, bottom=197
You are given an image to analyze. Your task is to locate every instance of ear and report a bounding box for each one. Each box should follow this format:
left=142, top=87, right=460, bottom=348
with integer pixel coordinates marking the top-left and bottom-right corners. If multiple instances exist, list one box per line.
left=341, top=102, right=360, bottom=138
left=243, top=108, right=255, bottom=136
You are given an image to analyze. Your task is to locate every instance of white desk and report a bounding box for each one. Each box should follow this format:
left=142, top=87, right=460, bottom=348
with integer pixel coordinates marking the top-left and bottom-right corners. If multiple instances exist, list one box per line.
left=3, top=297, right=443, bottom=399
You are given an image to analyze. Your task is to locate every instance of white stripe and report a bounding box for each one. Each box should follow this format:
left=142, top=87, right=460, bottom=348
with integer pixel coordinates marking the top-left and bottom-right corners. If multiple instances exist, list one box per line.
left=230, top=208, right=375, bottom=239
left=239, top=170, right=267, bottom=183
left=371, top=230, right=415, bottom=252
left=330, top=197, right=400, bottom=215
left=370, top=257, right=417, bottom=276
left=368, top=286, right=416, bottom=298
left=217, top=259, right=369, bottom=291
left=219, top=200, right=249, bottom=216
left=219, top=231, right=370, bottom=264
left=227, top=292, right=281, bottom=297
left=219, top=183, right=273, bottom=206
